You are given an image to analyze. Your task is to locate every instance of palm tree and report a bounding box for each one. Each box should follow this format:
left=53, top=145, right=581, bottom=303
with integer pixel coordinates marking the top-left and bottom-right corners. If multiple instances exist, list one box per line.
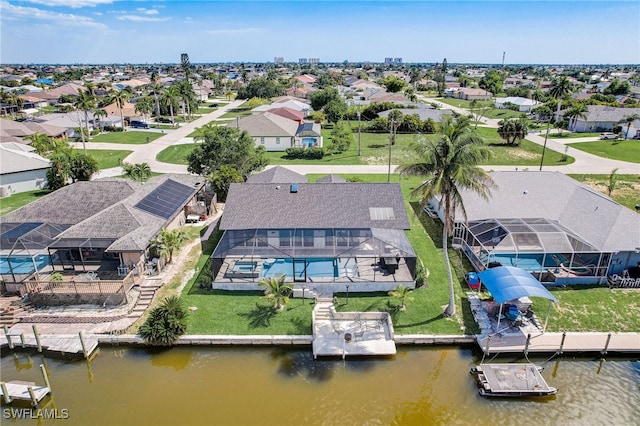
left=618, top=114, right=640, bottom=139
left=150, top=228, right=186, bottom=264
left=497, top=118, right=528, bottom=145
left=26, top=133, right=57, bottom=156
left=606, top=168, right=619, bottom=197
left=161, top=86, right=180, bottom=126
left=388, top=284, right=414, bottom=311
left=176, top=80, right=196, bottom=121
left=397, top=116, right=495, bottom=317
left=564, top=104, right=588, bottom=132
left=549, top=76, right=572, bottom=123
left=93, top=108, right=107, bottom=133
left=109, top=90, right=130, bottom=131
left=134, top=96, right=153, bottom=124
left=122, top=162, right=152, bottom=182
left=138, top=295, right=188, bottom=346
left=258, top=274, right=293, bottom=311
left=73, top=90, right=96, bottom=154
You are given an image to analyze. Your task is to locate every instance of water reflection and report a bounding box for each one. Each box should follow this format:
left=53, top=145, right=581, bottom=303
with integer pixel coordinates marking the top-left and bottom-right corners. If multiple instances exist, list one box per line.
left=1, top=347, right=639, bottom=426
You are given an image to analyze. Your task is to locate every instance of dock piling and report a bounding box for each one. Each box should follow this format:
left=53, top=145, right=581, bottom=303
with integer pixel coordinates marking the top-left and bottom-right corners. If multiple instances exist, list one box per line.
left=524, top=333, right=531, bottom=356
left=79, top=331, right=88, bottom=358
left=1, top=382, right=11, bottom=404
left=559, top=332, right=567, bottom=354
left=40, top=364, right=51, bottom=390
left=27, top=386, right=37, bottom=406
left=33, top=325, right=42, bottom=352
left=602, top=333, right=612, bottom=355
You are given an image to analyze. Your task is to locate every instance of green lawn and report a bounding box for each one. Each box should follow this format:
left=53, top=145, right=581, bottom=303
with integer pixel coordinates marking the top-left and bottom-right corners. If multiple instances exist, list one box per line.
left=219, top=108, right=252, bottom=119
left=0, top=189, right=51, bottom=216
left=156, top=144, right=195, bottom=165
left=436, top=98, right=527, bottom=120
left=568, top=140, right=640, bottom=163
left=81, top=149, right=132, bottom=169
left=569, top=174, right=640, bottom=211
left=549, top=132, right=600, bottom=139
left=90, top=131, right=163, bottom=144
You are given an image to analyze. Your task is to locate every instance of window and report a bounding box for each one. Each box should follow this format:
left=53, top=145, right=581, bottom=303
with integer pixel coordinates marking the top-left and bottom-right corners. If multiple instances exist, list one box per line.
left=276, top=137, right=280, bottom=144
left=279, top=230, right=291, bottom=247
left=325, top=229, right=333, bottom=246
left=260, top=137, right=265, bottom=144
left=336, top=229, right=349, bottom=247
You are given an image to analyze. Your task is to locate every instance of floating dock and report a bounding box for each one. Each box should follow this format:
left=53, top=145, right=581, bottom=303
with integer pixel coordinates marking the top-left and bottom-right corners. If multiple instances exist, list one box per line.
left=0, top=364, right=52, bottom=406
left=471, top=363, right=557, bottom=397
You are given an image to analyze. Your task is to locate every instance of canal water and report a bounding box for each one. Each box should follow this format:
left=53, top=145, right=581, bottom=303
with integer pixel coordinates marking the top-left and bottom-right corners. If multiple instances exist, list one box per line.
left=2, top=346, right=639, bottom=425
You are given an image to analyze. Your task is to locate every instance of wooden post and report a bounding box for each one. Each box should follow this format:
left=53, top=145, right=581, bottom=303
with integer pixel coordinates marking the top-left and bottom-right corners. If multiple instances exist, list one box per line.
left=4, top=326, right=14, bottom=350
left=32, top=325, right=42, bottom=352
left=484, top=335, right=491, bottom=356
left=19, top=332, right=25, bottom=348
left=27, top=386, right=37, bottom=406
left=40, top=364, right=51, bottom=390
left=1, top=382, right=11, bottom=404
left=78, top=331, right=88, bottom=358
left=559, top=331, right=567, bottom=354
left=524, top=333, right=531, bottom=356
left=602, top=333, right=612, bottom=355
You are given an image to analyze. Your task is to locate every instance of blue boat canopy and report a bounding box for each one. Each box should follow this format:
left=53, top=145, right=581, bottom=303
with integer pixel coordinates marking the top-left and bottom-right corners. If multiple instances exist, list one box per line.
left=477, top=266, right=558, bottom=304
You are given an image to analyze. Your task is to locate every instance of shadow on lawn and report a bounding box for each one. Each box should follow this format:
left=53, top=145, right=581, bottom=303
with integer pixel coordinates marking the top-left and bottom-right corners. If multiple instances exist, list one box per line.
left=241, top=301, right=277, bottom=328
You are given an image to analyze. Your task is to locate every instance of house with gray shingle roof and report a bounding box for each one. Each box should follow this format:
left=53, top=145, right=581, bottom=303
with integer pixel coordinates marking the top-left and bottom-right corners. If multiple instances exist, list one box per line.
left=231, top=112, right=322, bottom=151
left=210, top=172, right=417, bottom=293
left=1, top=174, right=208, bottom=300
left=246, top=166, right=308, bottom=184
left=449, top=171, right=640, bottom=285
left=571, top=105, right=640, bottom=135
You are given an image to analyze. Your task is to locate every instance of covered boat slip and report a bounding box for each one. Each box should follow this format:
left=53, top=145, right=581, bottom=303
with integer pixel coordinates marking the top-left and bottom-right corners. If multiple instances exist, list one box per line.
left=455, top=217, right=611, bottom=284
left=471, top=363, right=557, bottom=397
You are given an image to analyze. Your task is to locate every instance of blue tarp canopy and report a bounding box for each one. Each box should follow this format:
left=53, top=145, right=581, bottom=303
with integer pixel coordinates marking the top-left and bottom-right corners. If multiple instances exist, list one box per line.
left=478, top=266, right=558, bottom=304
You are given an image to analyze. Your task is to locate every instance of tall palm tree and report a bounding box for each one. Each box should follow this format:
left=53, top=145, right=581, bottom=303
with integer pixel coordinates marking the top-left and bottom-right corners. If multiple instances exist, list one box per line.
left=109, top=90, right=130, bottom=131
left=176, top=80, right=196, bottom=121
left=497, top=118, right=528, bottom=145
left=93, top=108, right=107, bottom=133
left=258, top=274, right=293, bottom=311
left=161, top=86, right=180, bottom=126
left=549, top=76, right=572, bottom=123
left=134, top=96, right=153, bottom=124
left=564, top=104, right=588, bottom=132
left=73, top=90, right=96, bottom=154
left=397, top=116, right=495, bottom=317
left=618, top=114, right=640, bottom=139
left=122, top=162, right=152, bottom=182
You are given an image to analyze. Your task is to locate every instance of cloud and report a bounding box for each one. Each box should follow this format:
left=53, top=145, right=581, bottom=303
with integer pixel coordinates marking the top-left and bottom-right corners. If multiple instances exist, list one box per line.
left=23, top=0, right=113, bottom=8
left=117, top=15, right=170, bottom=22
left=1, top=1, right=107, bottom=28
left=136, top=8, right=159, bottom=15
left=204, top=28, right=262, bottom=36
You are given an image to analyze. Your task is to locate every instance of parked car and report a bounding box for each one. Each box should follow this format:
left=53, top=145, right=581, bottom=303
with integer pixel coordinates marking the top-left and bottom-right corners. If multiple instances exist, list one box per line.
left=130, top=120, right=150, bottom=129
left=157, top=117, right=174, bottom=124
left=209, top=103, right=219, bottom=108
left=599, top=132, right=618, bottom=140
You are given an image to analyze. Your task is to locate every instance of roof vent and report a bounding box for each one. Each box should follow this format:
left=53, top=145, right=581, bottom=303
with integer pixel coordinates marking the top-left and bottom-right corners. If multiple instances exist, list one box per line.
left=290, top=183, right=298, bottom=193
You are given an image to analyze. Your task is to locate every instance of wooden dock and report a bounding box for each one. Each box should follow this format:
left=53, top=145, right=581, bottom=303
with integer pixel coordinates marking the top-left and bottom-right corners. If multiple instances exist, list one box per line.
left=471, top=363, right=557, bottom=397
left=2, top=326, right=99, bottom=358
left=0, top=381, right=51, bottom=405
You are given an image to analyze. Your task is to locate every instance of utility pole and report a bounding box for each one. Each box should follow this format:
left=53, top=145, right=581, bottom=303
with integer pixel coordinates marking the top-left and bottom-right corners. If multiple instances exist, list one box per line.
left=357, top=104, right=361, bottom=156
left=387, top=118, right=394, bottom=182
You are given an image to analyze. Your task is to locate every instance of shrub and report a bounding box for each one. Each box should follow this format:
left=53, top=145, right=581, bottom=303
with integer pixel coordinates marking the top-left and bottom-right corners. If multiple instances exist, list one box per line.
left=138, top=296, right=188, bottom=346
left=285, top=147, right=324, bottom=159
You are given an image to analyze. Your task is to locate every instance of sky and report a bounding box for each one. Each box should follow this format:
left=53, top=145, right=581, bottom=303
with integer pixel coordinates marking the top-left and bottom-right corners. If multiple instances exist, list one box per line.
left=1, top=0, right=639, bottom=65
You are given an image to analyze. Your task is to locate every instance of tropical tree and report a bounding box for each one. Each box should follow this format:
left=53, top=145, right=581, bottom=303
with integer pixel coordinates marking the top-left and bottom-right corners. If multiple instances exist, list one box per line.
left=69, top=152, right=98, bottom=182
left=150, top=228, right=187, bottom=264
left=134, top=96, right=154, bottom=124
left=397, top=116, right=495, bottom=316
left=497, top=118, right=529, bottom=145
left=26, top=133, right=59, bottom=156
left=73, top=90, right=96, bottom=153
left=324, top=98, right=346, bottom=124
left=549, top=76, right=572, bottom=123
left=175, top=80, right=197, bottom=121
left=138, top=296, right=188, bottom=346
left=388, top=109, right=403, bottom=145
left=258, top=274, right=293, bottom=311
left=161, top=86, right=180, bottom=125
left=564, top=104, right=588, bottom=132
left=207, top=165, right=243, bottom=202
left=122, top=162, right=152, bottom=182
left=109, top=90, right=130, bottom=131
left=606, top=168, right=619, bottom=197
left=93, top=108, right=107, bottom=133
left=328, top=121, right=354, bottom=153
left=388, top=284, right=414, bottom=311
left=618, top=114, right=640, bottom=139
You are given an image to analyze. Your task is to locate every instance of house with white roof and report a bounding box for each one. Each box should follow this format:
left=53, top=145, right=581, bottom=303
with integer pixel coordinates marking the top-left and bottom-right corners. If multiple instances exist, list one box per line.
left=0, top=144, right=51, bottom=196
left=495, top=97, right=539, bottom=112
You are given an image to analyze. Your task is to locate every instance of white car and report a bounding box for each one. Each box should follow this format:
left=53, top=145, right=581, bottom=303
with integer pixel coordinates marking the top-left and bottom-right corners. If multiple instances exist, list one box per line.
left=599, top=132, right=619, bottom=140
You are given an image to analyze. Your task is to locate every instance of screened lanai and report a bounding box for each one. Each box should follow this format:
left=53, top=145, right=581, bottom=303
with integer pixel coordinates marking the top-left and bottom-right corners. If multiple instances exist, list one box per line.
left=211, top=227, right=417, bottom=287
left=455, top=218, right=612, bottom=283
left=0, top=221, right=69, bottom=284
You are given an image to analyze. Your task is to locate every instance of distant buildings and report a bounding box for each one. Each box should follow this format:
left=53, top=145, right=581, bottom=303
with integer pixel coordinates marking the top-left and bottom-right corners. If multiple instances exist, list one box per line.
left=299, top=58, right=320, bottom=64
left=274, top=57, right=285, bottom=64
left=384, top=58, right=402, bottom=64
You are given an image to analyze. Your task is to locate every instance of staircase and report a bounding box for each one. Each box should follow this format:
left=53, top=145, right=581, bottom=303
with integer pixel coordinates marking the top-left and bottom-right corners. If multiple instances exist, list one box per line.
left=0, top=296, right=33, bottom=328
left=127, top=283, right=161, bottom=318
left=314, top=303, right=335, bottom=321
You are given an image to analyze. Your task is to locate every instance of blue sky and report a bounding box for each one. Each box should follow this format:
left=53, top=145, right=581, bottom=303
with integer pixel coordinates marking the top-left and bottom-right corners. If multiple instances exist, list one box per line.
left=1, top=1, right=638, bottom=64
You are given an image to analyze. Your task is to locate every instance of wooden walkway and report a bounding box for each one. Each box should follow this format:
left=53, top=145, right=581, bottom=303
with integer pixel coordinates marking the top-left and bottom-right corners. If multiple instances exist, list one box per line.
left=2, top=327, right=99, bottom=358
left=478, top=331, right=640, bottom=355
left=0, top=381, right=51, bottom=405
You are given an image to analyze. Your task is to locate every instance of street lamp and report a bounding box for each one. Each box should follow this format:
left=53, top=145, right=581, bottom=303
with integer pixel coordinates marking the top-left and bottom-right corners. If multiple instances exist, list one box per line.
left=539, top=117, right=552, bottom=171
left=346, top=283, right=350, bottom=305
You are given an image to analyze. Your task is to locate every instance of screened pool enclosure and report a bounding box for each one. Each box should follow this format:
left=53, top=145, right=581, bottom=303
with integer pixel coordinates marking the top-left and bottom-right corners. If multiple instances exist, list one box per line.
left=454, top=218, right=611, bottom=284
left=211, top=228, right=417, bottom=291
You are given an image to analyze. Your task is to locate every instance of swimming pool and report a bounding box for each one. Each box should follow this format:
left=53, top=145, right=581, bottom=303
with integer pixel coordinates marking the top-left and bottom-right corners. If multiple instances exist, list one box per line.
left=232, top=261, right=258, bottom=273
left=0, top=255, right=50, bottom=275
left=261, top=258, right=355, bottom=280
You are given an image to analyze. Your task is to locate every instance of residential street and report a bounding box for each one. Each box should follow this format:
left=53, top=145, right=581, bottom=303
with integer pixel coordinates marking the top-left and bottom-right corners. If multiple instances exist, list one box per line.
left=80, top=98, right=638, bottom=179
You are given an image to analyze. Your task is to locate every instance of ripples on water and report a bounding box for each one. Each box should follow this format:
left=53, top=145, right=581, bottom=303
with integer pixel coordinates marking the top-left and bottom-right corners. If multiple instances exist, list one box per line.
left=1, top=347, right=639, bottom=425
